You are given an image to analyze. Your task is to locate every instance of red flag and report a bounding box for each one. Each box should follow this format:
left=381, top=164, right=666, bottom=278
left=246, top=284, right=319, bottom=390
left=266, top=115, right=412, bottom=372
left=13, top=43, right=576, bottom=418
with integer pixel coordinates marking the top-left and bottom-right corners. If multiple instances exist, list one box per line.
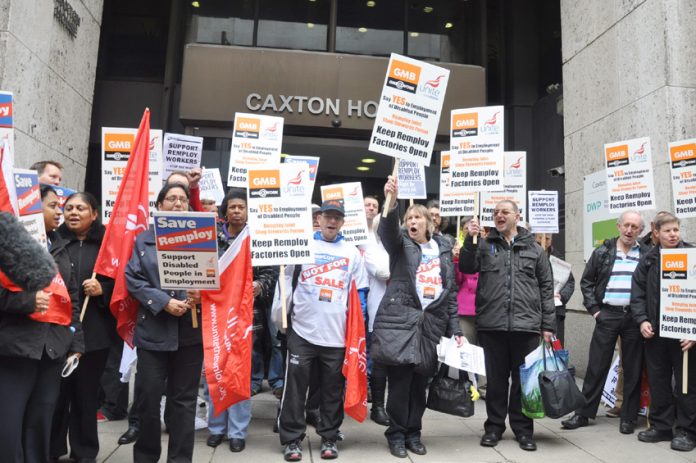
left=93, top=109, right=151, bottom=346
left=201, top=227, right=254, bottom=416
left=343, top=282, right=368, bottom=422
left=0, top=271, right=71, bottom=326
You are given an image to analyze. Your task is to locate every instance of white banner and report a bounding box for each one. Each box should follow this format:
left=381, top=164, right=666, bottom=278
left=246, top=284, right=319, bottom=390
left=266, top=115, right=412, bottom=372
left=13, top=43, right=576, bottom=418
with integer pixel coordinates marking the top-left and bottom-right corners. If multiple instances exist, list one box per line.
left=669, top=138, right=696, bottom=218
left=660, top=248, right=696, bottom=341
left=605, top=137, right=656, bottom=213
left=162, top=133, right=203, bottom=180
left=227, top=113, right=283, bottom=187
left=199, top=168, right=225, bottom=205
left=321, top=182, right=370, bottom=245
left=528, top=190, right=559, bottom=233
left=480, top=152, right=526, bottom=226
left=438, top=151, right=476, bottom=217
left=397, top=159, right=427, bottom=199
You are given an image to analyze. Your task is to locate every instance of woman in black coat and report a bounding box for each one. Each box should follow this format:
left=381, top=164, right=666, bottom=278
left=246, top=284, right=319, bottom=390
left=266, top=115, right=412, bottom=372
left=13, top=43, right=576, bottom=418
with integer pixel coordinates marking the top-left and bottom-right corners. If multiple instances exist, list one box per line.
left=50, top=192, right=115, bottom=462
left=0, top=184, right=83, bottom=462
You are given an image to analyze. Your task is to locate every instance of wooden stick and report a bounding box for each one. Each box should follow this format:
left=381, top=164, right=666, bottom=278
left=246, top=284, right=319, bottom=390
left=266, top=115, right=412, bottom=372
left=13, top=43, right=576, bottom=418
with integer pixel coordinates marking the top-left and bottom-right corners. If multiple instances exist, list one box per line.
left=684, top=350, right=689, bottom=394
left=191, top=304, right=198, bottom=328
left=456, top=216, right=461, bottom=243
left=382, top=159, right=400, bottom=218
left=473, top=193, right=479, bottom=245
left=409, top=198, right=414, bottom=207
left=79, top=272, right=97, bottom=322
left=542, top=233, right=547, bottom=251
left=280, top=265, right=288, bottom=330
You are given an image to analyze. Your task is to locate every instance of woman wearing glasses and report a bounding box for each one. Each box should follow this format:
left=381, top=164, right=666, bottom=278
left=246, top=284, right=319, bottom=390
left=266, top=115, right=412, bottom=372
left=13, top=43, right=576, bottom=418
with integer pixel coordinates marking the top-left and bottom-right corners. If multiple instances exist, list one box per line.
left=125, top=183, right=203, bottom=462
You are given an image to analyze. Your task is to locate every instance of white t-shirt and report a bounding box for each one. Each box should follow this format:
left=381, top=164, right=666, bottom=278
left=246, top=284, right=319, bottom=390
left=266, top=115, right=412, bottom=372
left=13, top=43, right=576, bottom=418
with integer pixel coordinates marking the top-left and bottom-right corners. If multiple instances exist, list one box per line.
left=291, top=237, right=368, bottom=348
left=416, top=239, right=443, bottom=309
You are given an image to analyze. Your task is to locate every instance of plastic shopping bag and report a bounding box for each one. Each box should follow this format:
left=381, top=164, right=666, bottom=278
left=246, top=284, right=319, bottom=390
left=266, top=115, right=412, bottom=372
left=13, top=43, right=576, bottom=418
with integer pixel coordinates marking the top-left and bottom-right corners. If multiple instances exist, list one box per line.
left=519, top=342, right=569, bottom=419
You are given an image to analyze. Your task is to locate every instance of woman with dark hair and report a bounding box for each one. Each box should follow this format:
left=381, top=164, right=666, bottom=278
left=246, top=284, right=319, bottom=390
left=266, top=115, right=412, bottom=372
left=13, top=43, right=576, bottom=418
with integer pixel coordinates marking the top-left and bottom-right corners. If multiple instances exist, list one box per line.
left=125, top=182, right=204, bottom=462
left=0, top=184, right=83, bottom=462
left=50, top=192, right=115, bottom=462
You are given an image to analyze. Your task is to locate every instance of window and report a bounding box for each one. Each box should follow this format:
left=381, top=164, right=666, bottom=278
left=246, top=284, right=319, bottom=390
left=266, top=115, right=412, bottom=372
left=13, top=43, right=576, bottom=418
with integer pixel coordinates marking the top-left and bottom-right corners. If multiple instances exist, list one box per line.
left=258, top=0, right=330, bottom=51
left=336, top=0, right=404, bottom=56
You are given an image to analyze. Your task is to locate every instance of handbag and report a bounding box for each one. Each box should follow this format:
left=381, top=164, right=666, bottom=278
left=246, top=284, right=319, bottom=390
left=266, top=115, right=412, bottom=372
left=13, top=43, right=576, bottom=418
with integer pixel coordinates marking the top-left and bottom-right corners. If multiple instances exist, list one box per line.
left=426, top=364, right=474, bottom=418
left=538, top=345, right=587, bottom=419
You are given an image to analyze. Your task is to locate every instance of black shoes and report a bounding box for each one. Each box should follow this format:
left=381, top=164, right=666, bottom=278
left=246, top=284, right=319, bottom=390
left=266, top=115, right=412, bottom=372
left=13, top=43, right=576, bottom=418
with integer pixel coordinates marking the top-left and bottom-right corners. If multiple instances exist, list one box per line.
left=561, top=414, right=589, bottom=430
left=671, top=432, right=696, bottom=451
left=229, top=438, right=245, bottom=452
left=117, top=427, right=139, bottom=445
left=619, top=421, right=635, bottom=435
left=480, top=432, right=501, bottom=447
left=406, top=440, right=427, bottom=455
left=388, top=442, right=407, bottom=458
left=370, top=405, right=390, bottom=426
left=516, top=435, right=537, bottom=451
left=206, top=433, right=224, bottom=448
left=638, top=427, right=673, bottom=443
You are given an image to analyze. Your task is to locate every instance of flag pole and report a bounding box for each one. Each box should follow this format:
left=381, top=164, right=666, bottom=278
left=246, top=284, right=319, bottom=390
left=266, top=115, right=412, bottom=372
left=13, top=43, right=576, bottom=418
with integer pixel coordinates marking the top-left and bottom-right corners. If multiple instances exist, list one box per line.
left=191, top=305, right=198, bottom=328
left=684, top=351, right=689, bottom=394
left=280, top=265, right=288, bottom=330
left=79, top=271, right=96, bottom=322
left=473, top=192, right=479, bottom=245
left=382, top=159, right=400, bottom=219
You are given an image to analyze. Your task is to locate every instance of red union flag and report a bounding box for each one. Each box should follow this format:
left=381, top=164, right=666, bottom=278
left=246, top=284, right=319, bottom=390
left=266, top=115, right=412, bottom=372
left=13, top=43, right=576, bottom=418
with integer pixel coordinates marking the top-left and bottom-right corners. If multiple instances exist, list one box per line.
left=201, top=226, right=254, bottom=416
left=0, top=271, right=71, bottom=326
left=93, top=109, right=151, bottom=346
left=343, top=281, right=367, bottom=422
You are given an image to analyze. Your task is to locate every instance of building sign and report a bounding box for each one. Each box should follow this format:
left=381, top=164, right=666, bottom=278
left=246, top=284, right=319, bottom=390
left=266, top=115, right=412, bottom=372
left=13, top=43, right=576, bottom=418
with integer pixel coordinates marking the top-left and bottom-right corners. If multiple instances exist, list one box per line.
left=246, top=94, right=378, bottom=119
left=583, top=170, right=619, bottom=262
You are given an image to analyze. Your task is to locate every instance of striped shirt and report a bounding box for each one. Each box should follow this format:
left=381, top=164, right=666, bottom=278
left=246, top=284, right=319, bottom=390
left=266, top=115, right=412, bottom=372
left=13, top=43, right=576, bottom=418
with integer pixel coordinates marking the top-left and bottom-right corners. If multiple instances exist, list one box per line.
left=602, top=244, right=641, bottom=306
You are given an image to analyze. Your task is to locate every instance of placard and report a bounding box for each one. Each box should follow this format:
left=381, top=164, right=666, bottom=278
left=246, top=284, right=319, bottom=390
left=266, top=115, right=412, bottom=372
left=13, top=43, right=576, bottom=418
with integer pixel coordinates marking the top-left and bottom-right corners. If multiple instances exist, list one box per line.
left=438, top=151, right=476, bottom=217
left=320, top=182, right=370, bottom=245
left=162, top=133, right=203, bottom=180
left=247, top=163, right=314, bottom=266
left=528, top=190, right=559, bottom=233
left=480, top=152, right=526, bottom=226
left=198, top=168, right=225, bottom=205
left=283, top=155, right=320, bottom=193
left=397, top=160, right=427, bottom=199
left=0, top=91, right=18, bottom=214
left=583, top=170, right=619, bottom=262
left=101, top=127, right=163, bottom=224
left=449, top=106, right=505, bottom=191
left=13, top=169, right=47, bottom=246
left=669, top=138, right=696, bottom=218
left=227, top=113, right=284, bottom=187
left=153, top=211, right=220, bottom=290
left=605, top=137, right=656, bottom=213
left=368, top=53, right=449, bottom=165
left=660, top=248, right=696, bottom=341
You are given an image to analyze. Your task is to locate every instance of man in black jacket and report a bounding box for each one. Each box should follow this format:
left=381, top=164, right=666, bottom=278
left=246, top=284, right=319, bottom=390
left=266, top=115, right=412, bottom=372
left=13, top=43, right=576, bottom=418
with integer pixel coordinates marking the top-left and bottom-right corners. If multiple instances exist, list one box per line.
left=460, top=200, right=554, bottom=451
left=562, top=210, right=646, bottom=434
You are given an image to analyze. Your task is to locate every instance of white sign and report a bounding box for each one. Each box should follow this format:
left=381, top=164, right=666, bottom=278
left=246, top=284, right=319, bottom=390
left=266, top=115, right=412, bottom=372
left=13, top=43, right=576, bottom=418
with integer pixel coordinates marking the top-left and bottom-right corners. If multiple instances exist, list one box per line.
left=321, top=182, right=370, bottom=245
left=397, top=160, right=427, bottom=199
left=437, top=336, right=486, bottom=376
left=480, top=152, right=526, bottom=226
left=583, top=170, right=618, bottom=262
left=368, top=53, right=449, bottom=166
left=162, top=133, right=203, bottom=180
left=283, top=155, right=320, bottom=194
left=669, top=138, right=696, bottom=218
left=528, top=190, right=559, bottom=233
left=227, top=113, right=284, bottom=187
left=439, top=151, right=476, bottom=217
left=660, top=248, right=696, bottom=341
left=199, top=168, right=225, bottom=205
left=605, top=137, right=656, bottom=213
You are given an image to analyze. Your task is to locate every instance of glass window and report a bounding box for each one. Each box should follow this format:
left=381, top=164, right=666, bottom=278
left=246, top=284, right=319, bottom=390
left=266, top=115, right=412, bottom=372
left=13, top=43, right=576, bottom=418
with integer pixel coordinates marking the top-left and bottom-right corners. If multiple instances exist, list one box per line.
left=257, top=0, right=330, bottom=51
left=185, top=0, right=256, bottom=46
left=336, top=0, right=404, bottom=56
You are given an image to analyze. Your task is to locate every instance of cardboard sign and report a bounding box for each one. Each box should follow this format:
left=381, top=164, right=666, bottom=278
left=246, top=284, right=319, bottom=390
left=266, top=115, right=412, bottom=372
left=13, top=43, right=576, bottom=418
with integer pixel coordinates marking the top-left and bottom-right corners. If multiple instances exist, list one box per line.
left=199, top=168, right=225, bottom=205
left=153, top=211, right=220, bottom=290
left=368, top=53, right=449, bottom=166
left=660, top=248, right=696, bottom=341
left=528, top=190, right=559, bottom=233
left=13, top=169, right=47, bottom=246
left=449, top=106, right=505, bottom=191
left=583, top=170, right=619, bottom=262
left=480, top=152, right=526, bottom=226
left=438, top=151, right=476, bottom=217
left=605, top=137, right=656, bottom=213
left=162, top=133, right=203, bottom=180
left=283, top=155, right=320, bottom=193
left=320, top=182, right=370, bottom=245
left=397, top=160, right=427, bottom=199
left=247, top=163, right=314, bottom=266
left=669, top=138, right=696, bottom=218
left=101, top=127, right=163, bottom=224
left=0, top=91, right=17, bottom=214
left=227, top=113, right=284, bottom=187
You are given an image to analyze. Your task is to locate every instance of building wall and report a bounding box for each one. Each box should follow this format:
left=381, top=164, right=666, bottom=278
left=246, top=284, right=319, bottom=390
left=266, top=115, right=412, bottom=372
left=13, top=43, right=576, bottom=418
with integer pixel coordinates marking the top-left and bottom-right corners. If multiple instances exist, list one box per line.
left=561, top=0, right=696, bottom=377
left=0, top=0, right=103, bottom=190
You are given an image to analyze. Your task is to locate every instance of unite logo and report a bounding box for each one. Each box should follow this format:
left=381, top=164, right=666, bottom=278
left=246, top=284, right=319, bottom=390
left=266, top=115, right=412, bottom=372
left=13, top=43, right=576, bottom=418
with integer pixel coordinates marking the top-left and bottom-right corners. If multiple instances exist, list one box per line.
left=605, top=144, right=629, bottom=168
left=419, top=74, right=446, bottom=100
left=264, top=121, right=281, bottom=140
left=630, top=142, right=648, bottom=162
left=506, top=156, right=524, bottom=177
left=249, top=169, right=281, bottom=198
left=234, top=117, right=261, bottom=140
left=662, top=253, right=688, bottom=279
left=451, top=113, right=478, bottom=138
left=104, top=132, right=135, bottom=162
left=480, top=111, right=501, bottom=135
left=284, top=169, right=306, bottom=196
left=323, top=187, right=344, bottom=201
left=670, top=143, right=696, bottom=169
left=387, top=59, right=420, bottom=94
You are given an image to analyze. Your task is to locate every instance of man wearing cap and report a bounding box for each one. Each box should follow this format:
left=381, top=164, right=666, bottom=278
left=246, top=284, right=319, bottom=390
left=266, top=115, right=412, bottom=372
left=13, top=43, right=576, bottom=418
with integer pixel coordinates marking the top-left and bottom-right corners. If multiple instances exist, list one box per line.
left=278, top=200, right=368, bottom=461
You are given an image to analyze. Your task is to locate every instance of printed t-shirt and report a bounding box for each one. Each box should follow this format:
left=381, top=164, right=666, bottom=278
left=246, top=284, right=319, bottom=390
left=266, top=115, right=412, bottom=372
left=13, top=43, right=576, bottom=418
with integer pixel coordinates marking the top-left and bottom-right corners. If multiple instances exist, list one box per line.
left=416, top=239, right=443, bottom=309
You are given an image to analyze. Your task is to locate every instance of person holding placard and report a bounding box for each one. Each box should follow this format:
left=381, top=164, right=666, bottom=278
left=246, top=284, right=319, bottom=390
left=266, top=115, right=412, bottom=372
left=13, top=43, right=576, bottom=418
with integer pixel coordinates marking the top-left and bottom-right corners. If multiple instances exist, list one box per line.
left=371, top=176, right=463, bottom=459
left=459, top=200, right=554, bottom=451
left=631, top=213, right=696, bottom=451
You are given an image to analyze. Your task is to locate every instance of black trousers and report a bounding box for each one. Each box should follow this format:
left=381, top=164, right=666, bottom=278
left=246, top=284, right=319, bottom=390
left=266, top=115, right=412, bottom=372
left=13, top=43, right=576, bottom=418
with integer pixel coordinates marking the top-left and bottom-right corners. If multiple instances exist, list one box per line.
left=279, top=329, right=345, bottom=444
left=0, top=352, right=63, bottom=463
left=577, top=309, right=643, bottom=421
left=384, top=364, right=428, bottom=444
left=478, top=331, right=539, bottom=437
left=133, top=344, right=203, bottom=463
left=50, top=348, right=109, bottom=459
left=99, top=340, right=129, bottom=420
left=645, top=336, right=696, bottom=435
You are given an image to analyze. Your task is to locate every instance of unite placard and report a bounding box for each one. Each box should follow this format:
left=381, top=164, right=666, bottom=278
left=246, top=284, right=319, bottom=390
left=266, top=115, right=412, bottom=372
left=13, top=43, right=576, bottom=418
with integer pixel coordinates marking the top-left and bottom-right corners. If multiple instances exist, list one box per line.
left=669, top=138, right=696, bottom=218
left=368, top=53, right=449, bottom=166
left=162, top=133, right=203, bottom=180
left=604, top=137, right=656, bottom=213
left=227, top=113, right=283, bottom=187
left=13, top=169, right=47, bottom=246
left=480, top=152, right=526, bottom=226
left=528, top=190, right=559, bottom=234
left=283, top=155, right=320, bottom=193
left=438, top=151, right=476, bottom=217
left=320, top=182, right=370, bottom=245
left=660, top=248, right=696, bottom=341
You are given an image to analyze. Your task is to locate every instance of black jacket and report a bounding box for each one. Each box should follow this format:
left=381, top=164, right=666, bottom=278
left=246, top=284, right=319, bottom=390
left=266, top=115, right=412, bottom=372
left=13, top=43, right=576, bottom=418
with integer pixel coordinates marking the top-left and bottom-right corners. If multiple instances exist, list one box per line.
left=0, top=230, right=84, bottom=360
left=459, top=226, right=555, bottom=333
left=580, top=237, right=649, bottom=315
left=58, top=222, right=117, bottom=352
left=370, top=205, right=462, bottom=376
left=125, top=228, right=202, bottom=351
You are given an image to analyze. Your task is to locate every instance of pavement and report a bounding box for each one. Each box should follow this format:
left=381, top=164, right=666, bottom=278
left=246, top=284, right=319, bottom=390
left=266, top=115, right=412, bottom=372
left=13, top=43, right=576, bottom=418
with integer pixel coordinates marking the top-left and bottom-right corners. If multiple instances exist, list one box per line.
left=84, top=387, right=694, bottom=463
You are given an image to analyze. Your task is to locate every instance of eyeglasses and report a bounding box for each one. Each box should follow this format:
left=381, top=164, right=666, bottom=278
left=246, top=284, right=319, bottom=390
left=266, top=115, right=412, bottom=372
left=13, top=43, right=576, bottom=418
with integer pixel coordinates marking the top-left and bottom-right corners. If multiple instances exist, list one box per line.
left=164, top=196, right=189, bottom=204
left=493, top=209, right=515, bottom=216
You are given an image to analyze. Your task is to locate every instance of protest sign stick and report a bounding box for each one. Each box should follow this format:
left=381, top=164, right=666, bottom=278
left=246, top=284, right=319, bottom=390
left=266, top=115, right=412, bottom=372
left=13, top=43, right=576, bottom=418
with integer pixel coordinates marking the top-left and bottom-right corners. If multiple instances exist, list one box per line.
left=473, top=193, right=480, bottom=245
left=280, top=265, right=288, bottom=330
left=382, top=159, right=400, bottom=219
left=541, top=233, right=547, bottom=251
left=191, top=306, right=198, bottom=328
left=456, top=216, right=461, bottom=244
left=79, top=272, right=97, bottom=322
left=684, top=351, right=689, bottom=394
left=409, top=198, right=414, bottom=207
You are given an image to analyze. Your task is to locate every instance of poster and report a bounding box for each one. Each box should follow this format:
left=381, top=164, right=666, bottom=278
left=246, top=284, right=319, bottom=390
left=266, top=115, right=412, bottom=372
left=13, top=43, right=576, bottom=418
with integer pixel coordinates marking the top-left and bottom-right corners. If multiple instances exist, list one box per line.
left=605, top=137, right=656, bottom=213
left=397, top=160, right=427, bottom=199
left=480, top=152, right=526, bottom=226
left=528, top=190, right=559, bottom=233
left=153, top=211, right=220, bottom=290
left=449, top=106, right=505, bottom=191
left=659, top=248, right=696, bottom=341
left=368, top=53, right=449, bottom=166
left=583, top=170, right=618, bottom=262
left=162, top=133, right=203, bottom=180
left=13, top=169, right=47, bottom=246
left=283, top=155, right=320, bottom=193
left=0, top=91, right=17, bottom=214
left=101, top=127, right=163, bottom=224
left=669, top=138, right=696, bottom=218
left=438, top=151, right=476, bottom=217
left=198, top=168, right=225, bottom=205
left=246, top=163, right=314, bottom=266
left=227, top=113, right=284, bottom=187
left=320, top=182, right=370, bottom=245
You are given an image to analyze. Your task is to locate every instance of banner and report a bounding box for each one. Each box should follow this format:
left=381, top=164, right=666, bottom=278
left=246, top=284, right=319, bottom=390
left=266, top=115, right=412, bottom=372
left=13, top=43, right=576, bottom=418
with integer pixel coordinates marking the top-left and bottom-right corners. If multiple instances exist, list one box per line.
left=198, top=168, right=225, bottom=205
left=284, top=155, right=320, bottom=194
left=153, top=211, right=220, bottom=290
left=480, top=152, right=526, bottom=226
left=438, top=151, right=476, bottom=217
left=528, top=190, right=559, bottom=233
left=246, top=163, right=314, bottom=266
left=397, top=160, right=427, bottom=199
left=659, top=248, right=696, bottom=341
left=449, top=106, right=505, bottom=191
left=101, top=127, right=162, bottom=224
left=343, top=282, right=368, bottom=422
left=0, top=91, right=17, bottom=214
left=13, top=169, right=47, bottom=246
left=669, top=138, right=696, bottom=218
left=321, top=182, right=370, bottom=245
left=583, top=170, right=618, bottom=262
left=162, top=133, right=203, bottom=180
left=201, top=227, right=254, bottom=415
left=605, top=137, right=656, bottom=213
left=368, top=53, right=449, bottom=166
left=227, top=113, right=284, bottom=187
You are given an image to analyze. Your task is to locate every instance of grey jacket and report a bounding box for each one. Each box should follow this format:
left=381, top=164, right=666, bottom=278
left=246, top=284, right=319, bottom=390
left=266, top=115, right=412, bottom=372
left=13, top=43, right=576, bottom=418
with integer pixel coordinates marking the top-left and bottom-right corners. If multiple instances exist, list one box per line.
left=459, top=226, right=555, bottom=333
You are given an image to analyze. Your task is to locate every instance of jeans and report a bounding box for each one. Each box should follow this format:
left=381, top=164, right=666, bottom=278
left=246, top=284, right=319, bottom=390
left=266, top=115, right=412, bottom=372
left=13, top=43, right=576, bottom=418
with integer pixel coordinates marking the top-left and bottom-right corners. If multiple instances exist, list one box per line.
left=207, top=399, right=252, bottom=439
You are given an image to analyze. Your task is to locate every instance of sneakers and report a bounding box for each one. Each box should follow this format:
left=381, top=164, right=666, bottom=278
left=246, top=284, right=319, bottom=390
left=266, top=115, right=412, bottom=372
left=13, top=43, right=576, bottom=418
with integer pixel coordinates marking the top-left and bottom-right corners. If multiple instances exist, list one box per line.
left=96, top=411, right=108, bottom=423
left=284, top=440, right=303, bottom=461
left=320, top=438, right=338, bottom=459
left=606, top=406, right=621, bottom=418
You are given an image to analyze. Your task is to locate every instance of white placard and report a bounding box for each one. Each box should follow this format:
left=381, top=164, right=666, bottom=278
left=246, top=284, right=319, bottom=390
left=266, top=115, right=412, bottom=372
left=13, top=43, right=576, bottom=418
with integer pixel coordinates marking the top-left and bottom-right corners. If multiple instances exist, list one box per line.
left=397, top=160, right=427, bottom=199
left=549, top=255, right=572, bottom=307
left=198, top=168, right=225, bottom=205
left=162, top=133, right=203, bottom=180
left=659, top=248, right=696, bottom=341
left=480, top=152, right=526, bottom=226
left=321, top=182, right=370, bottom=245
left=283, top=155, right=320, bottom=194
left=439, top=151, right=476, bottom=217
left=669, top=138, right=696, bottom=218
left=605, top=137, right=656, bottom=213
left=227, top=113, right=284, bottom=187
left=528, top=190, right=559, bottom=233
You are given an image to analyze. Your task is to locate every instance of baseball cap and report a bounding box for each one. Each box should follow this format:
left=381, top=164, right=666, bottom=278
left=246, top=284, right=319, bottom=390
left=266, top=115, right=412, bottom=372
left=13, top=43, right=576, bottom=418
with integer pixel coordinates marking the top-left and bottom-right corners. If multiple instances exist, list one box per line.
left=319, top=199, right=345, bottom=217
left=311, top=203, right=321, bottom=216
